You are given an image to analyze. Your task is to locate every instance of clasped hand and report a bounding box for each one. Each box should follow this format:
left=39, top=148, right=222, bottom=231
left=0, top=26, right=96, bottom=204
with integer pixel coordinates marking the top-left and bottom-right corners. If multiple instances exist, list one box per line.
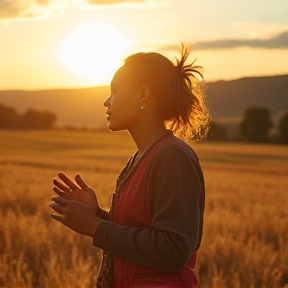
left=50, top=172, right=101, bottom=237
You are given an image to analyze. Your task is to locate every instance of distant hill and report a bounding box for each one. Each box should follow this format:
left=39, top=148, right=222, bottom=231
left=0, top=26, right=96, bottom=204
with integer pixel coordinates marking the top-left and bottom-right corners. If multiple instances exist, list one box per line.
left=0, top=75, right=287, bottom=129
left=207, top=74, right=288, bottom=124
left=0, top=86, right=110, bottom=128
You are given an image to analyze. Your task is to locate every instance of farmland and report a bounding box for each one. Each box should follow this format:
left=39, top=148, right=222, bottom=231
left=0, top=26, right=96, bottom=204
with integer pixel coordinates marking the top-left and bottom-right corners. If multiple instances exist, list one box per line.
left=0, top=130, right=288, bottom=288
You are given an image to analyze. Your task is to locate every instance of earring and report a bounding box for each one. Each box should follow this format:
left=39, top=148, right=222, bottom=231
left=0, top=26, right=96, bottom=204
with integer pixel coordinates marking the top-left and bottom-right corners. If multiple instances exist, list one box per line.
left=140, top=103, right=146, bottom=110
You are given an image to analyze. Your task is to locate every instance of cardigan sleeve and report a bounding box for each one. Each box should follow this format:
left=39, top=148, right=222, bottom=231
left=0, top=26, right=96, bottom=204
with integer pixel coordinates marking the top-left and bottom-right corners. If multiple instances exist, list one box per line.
left=96, top=208, right=110, bottom=220
left=92, top=146, right=204, bottom=272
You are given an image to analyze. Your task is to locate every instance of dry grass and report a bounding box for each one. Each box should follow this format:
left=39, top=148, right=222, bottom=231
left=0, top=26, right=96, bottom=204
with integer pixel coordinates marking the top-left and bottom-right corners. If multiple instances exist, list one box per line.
left=0, top=130, right=287, bottom=288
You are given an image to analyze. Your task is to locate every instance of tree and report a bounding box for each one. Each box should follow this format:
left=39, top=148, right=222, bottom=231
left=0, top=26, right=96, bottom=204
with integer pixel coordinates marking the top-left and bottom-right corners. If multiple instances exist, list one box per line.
left=40, top=111, right=57, bottom=129
left=239, top=107, right=273, bottom=142
left=0, top=103, right=19, bottom=129
left=20, top=109, right=57, bottom=129
left=20, top=109, right=41, bottom=129
left=278, top=111, right=288, bottom=143
left=207, top=121, right=228, bottom=141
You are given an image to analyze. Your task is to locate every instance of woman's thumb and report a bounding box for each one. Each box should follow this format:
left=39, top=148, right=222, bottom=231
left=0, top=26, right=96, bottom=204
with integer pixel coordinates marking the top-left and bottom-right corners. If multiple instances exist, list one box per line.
left=75, top=174, right=89, bottom=189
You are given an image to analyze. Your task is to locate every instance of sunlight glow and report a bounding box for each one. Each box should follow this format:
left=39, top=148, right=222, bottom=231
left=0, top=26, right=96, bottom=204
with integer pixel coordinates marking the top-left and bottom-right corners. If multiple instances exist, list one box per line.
left=58, top=22, right=131, bottom=86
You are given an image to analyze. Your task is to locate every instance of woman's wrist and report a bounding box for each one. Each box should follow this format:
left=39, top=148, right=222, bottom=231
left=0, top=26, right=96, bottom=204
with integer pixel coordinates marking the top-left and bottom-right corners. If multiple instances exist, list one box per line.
left=95, top=207, right=110, bottom=220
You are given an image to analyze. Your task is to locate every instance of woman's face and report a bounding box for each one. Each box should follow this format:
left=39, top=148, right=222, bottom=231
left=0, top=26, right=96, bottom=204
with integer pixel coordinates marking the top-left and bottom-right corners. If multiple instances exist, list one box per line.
left=103, top=66, right=142, bottom=132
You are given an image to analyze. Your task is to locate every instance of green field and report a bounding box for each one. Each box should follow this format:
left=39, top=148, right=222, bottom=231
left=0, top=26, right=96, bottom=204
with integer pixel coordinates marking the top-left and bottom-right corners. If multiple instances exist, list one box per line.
left=0, top=130, right=288, bottom=288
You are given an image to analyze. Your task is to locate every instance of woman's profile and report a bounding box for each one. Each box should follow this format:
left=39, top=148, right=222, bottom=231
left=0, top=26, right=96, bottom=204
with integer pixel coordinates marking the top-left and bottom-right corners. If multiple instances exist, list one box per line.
left=50, top=44, right=209, bottom=288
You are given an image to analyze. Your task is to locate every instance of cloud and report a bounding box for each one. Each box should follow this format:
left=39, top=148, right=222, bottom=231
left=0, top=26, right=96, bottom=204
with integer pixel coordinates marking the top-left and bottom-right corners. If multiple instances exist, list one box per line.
left=0, top=0, right=69, bottom=19
left=160, top=30, right=288, bottom=52
left=75, top=0, right=164, bottom=10
left=0, top=0, right=29, bottom=18
left=87, top=0, right=146, bottom=4
left=0, top=0, right=159, bottom=19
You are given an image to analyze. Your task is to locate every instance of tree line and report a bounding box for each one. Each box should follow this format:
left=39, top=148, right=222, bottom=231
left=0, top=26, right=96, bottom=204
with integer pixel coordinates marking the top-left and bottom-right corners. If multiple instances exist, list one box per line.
left=1, top=102, right=288, bottom=143
left=0, top=103, right=56, bottom=129
left=208, top=107, right=288, bottom=144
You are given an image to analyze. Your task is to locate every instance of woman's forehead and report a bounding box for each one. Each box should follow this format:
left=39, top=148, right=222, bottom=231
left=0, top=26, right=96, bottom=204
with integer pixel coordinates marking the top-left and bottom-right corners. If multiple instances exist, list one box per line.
left=111, top=66, right=136, bottom=87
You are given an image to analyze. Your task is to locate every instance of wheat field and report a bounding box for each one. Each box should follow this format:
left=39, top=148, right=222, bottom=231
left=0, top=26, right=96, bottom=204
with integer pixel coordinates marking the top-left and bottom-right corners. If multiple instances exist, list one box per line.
left=0, top=130, right=287, bottom=288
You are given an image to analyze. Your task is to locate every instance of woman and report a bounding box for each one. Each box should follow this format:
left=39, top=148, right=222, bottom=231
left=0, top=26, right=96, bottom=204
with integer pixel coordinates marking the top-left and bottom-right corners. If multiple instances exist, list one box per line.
left=50, top=44, right=209, bottom=288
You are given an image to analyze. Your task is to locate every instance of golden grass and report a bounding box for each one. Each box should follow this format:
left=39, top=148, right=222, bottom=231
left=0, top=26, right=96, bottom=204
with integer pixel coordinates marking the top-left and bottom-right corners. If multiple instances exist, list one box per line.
left=0, top=130, right=287, bottom=288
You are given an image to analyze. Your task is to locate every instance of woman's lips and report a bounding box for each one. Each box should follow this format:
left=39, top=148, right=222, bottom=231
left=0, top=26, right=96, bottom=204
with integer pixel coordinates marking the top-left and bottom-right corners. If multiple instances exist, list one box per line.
left=106, top=112, right=111, bottom=121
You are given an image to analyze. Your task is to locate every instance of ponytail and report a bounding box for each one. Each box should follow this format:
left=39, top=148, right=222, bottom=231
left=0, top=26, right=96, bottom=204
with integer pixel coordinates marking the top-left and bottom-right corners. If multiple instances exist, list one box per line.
left=170, top=43, right=209, bottom=141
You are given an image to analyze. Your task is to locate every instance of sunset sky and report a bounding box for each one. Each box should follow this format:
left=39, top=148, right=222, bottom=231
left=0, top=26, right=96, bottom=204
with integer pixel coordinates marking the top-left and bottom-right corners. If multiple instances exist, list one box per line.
left=0, top=0, right=288, bottom=90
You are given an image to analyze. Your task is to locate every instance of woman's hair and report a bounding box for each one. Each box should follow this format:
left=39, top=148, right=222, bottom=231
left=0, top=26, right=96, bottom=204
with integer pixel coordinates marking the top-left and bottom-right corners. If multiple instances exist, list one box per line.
left=123, top=43, right=210, bottom=142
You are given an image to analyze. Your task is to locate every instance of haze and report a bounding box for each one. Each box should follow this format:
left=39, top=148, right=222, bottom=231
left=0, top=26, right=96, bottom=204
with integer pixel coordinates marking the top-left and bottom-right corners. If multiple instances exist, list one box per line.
left=0, top=0, right=288, bottom=90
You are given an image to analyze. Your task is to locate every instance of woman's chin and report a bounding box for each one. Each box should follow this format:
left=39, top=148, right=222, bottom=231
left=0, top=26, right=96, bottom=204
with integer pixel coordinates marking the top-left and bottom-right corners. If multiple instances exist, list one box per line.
left=107, top=123, right=122, bottom=132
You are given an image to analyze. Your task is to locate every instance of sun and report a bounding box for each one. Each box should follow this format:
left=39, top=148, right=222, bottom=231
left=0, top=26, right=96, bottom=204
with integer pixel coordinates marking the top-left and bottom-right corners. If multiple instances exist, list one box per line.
left=58, top=22, right=131, bottom=86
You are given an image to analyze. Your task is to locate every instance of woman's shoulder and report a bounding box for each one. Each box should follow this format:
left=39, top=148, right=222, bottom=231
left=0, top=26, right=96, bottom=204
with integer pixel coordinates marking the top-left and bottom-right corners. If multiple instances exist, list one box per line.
left=146, top=134, right=205, bottom=190
left=154, top=132, right=200, bottom=163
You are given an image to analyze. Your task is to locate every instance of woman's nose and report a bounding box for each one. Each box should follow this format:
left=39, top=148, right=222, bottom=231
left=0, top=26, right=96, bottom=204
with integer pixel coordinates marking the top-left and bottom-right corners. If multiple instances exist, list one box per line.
left=103, top=95, right=111, bottom=107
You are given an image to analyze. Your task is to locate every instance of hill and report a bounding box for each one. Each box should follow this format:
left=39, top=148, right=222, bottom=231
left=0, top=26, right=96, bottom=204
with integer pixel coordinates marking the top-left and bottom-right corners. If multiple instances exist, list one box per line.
left=0, top=86, right=110, bottom=128
left=207, top=74, right=288, bottom=123
left=0, top=75, right=287, bottom=128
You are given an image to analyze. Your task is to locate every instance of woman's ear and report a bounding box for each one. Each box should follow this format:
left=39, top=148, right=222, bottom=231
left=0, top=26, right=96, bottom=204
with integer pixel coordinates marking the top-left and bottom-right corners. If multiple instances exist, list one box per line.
left=139, top=86, right=151, bottom=104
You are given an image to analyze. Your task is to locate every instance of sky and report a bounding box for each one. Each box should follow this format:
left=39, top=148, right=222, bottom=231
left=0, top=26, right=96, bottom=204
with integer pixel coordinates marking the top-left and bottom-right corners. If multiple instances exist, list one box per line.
left=0, top=0, right=288, bottom=90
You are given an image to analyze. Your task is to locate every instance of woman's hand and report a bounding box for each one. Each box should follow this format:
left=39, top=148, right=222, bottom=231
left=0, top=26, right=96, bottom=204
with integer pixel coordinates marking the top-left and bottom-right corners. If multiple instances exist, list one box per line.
left=50, top=197, right=101, bottom=237
left=53, top=172, right=100, bottom=214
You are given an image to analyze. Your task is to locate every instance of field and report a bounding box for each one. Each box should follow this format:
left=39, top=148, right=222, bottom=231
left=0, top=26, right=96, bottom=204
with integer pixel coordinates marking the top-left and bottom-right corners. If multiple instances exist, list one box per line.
left=0, top=130, right=288, bottom=288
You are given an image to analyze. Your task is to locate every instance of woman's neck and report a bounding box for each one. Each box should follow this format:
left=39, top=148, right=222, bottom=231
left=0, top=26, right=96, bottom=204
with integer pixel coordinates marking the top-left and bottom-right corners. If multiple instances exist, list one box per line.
left=128, top=121, right=168, bottom=155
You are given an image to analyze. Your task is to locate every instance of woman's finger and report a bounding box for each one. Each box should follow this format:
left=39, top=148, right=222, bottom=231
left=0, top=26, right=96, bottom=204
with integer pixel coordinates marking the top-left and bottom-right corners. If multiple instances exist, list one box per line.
left=75, top=174, right=89, bottom=190
left=58, top=172, right=78, bottom=189
left=53, top=178, right=69, bottom=191
left=53, top=187, right=70, bottom=199
left=50, top=201, right=66, bottom=215
left=51, top=213, right=65, bottom=223
left=52, top=196, right=69, bottom=207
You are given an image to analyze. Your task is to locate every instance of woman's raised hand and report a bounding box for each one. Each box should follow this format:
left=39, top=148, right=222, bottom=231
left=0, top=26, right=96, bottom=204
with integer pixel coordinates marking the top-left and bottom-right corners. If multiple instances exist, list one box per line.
left=50, top=197, right=100, bottom=237
left=53, top=172, right=100, bottom=214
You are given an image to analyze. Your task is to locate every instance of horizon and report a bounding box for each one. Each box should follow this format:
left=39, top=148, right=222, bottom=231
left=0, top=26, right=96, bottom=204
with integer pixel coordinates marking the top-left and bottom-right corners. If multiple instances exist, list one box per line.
left=1, top=0, right=288, bottom=90
left=1, top=73, right=287, bottom=92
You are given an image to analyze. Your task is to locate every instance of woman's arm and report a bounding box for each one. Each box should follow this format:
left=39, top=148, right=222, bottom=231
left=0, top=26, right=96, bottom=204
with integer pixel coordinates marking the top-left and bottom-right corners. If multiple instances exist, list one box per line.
left=92, top=147, right=205, bottom=272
